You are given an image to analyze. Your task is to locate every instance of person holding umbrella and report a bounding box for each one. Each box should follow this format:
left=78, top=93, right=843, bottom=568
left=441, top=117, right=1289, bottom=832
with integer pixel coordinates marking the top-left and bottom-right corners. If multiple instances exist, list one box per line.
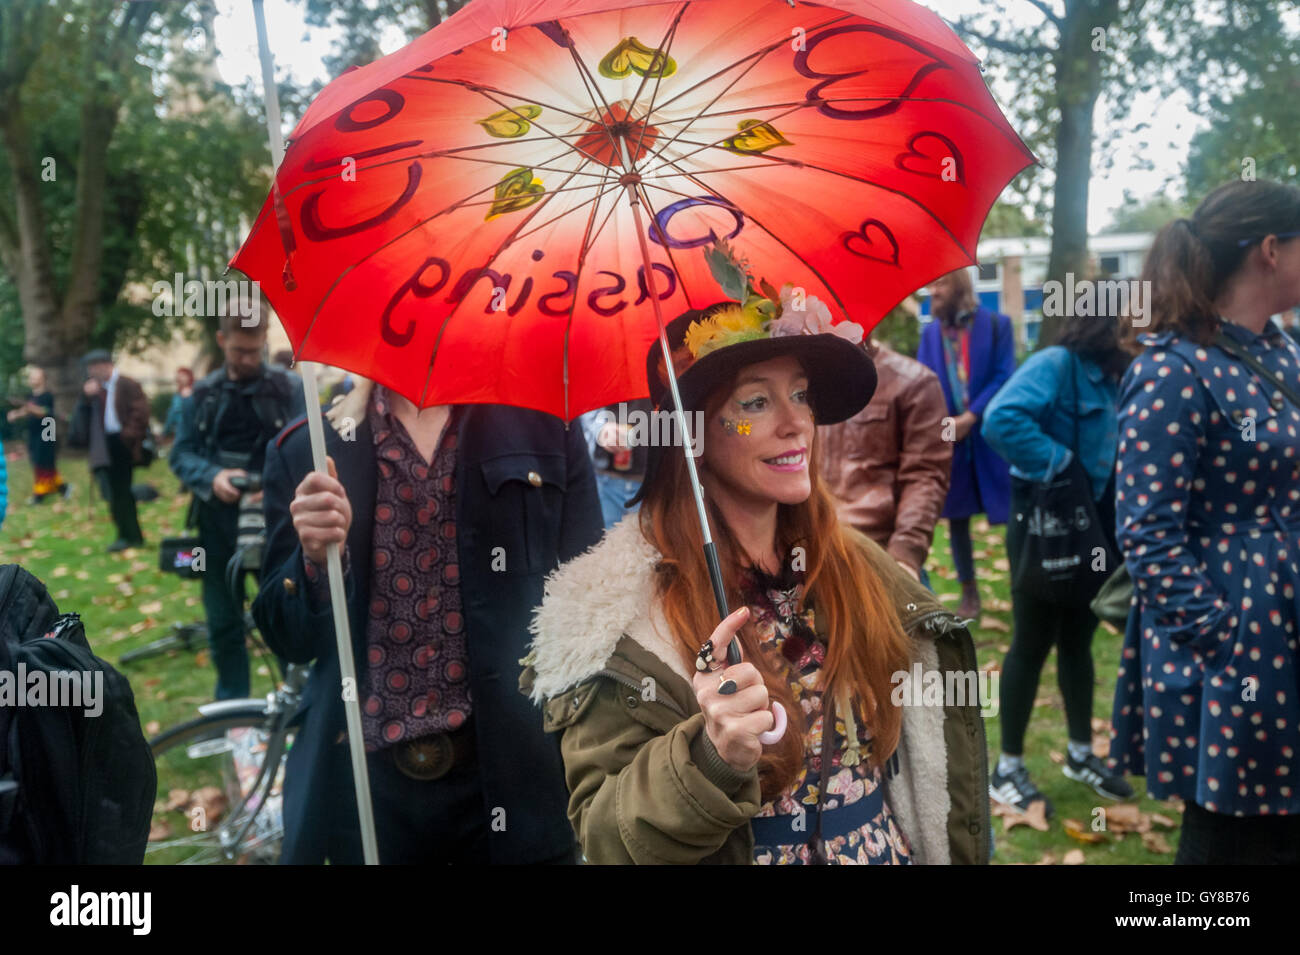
left=523, top=251, right=990, bottom=864
left=253, top=371, right=602, bottom=864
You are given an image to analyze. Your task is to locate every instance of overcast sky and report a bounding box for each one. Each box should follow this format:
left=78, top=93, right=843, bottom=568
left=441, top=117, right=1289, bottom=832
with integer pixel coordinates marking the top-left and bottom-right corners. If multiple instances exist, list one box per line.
left=210, top=0, right=1218, bottom=232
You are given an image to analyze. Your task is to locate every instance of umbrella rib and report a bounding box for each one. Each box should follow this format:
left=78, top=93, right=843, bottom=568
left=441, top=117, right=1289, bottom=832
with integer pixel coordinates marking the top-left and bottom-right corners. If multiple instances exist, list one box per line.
left=629, top=3, right=689, bottom=164
left=513, top=174, right=626, bottom=243
left=561, top=42, right=624, bottom=168
left=651, top=170, right=856, bottom=323
left=418, top=157, right=601, bottom=408
left=294, top=137, right=598, bottom=353
left=402, top=75, right=595, bottom=126
left=640, top=27, right=796, bottom=176
left=648, top=12, right=852, bottom=117
left=667, top=144, right=975, bottom=260
left=558, top=162, right=618, bottom=421
left=628, top=179, right=700, bottom=316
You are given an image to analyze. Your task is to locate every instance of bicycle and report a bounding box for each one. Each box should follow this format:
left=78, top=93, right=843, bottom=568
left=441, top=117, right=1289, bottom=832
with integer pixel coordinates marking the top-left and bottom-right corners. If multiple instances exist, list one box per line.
left=145, top=473, right=308, bottom=864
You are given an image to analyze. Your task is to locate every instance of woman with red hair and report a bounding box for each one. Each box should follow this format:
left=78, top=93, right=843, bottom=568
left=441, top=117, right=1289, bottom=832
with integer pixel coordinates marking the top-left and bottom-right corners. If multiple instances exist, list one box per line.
left=524, top=250, right=989, bottom=864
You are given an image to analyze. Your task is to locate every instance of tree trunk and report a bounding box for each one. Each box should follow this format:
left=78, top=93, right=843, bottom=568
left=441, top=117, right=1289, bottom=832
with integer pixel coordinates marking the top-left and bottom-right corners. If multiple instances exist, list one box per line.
left=1039, top=0, right=1117, bottom=349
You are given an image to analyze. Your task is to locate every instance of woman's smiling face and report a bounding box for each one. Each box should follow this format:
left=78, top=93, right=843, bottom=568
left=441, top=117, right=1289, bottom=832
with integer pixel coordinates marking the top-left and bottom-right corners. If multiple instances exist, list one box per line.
left=701, top=354, right=814, bottom=508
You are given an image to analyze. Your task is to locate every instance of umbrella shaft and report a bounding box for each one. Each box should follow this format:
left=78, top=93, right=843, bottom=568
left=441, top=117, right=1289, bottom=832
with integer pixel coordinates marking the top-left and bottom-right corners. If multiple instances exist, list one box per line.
left=617, top=137, right=737, bottom=662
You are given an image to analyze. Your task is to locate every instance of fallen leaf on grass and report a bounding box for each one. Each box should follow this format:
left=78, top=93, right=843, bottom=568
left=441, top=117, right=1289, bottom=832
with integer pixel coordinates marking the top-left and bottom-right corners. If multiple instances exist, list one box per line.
left=128, top=620, right=149, bottom=635
left=143, top=678, right=162, bottom=689
left=1062, top=849, right=1086, bottom=865
left=979, top=659, right=1001, bottom=676
left=1001, top=799, right=1050, bottom=832
left=194, top=650, right=210, bottom=668
left=148, top=819, right=172, bottom=842
left=1105, top=804, right=1143, bottom=833
left=145, top=720, right=161, bottom=736
left=51, top=565, right=69, bottom=578
left=1090, top=717, right=1109, bottom=733
left=1092, top=733, right=1110, bottom=758
left=163, top=788, right=189, bottom=811
left=937, top=591, right=959, bottom=604
left=1049, top=750, right=1065, bottom=765
left=1064, top=818, right=1106, bottom=843
left=139, top=600, right=163, bottom=615
left=1141, top=831, right=1172, bottom=854
left=1035, top=851, right=1057, bottom=865
left=992, top=558, right=1011, bottom=572
left=1149, top=812, right=1178, bottom=829
left=979, top=616, right=1010, bottom=632
left=189, top=786, right=227, bottom=822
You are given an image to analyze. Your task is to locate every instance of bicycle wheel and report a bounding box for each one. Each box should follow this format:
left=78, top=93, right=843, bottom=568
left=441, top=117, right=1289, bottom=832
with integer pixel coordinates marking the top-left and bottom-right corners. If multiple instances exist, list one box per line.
left=147, top=708, right=295, bottom=865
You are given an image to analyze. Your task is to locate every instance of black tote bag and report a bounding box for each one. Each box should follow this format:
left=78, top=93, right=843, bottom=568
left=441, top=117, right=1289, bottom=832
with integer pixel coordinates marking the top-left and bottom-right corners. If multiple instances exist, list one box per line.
left=1009, top=356, right=1116, bottom=606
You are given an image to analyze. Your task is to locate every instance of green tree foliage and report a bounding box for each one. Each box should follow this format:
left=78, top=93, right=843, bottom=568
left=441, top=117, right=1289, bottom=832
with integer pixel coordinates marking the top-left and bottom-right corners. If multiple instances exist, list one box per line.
left=0, top=1, right=276, bottom=414
left=949, top=0, right=1286, bottom=348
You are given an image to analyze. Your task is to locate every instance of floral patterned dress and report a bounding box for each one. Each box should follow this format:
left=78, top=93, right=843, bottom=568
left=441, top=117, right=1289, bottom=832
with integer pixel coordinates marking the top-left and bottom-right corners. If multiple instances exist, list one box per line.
left=743, top=564, right=912, bottom=864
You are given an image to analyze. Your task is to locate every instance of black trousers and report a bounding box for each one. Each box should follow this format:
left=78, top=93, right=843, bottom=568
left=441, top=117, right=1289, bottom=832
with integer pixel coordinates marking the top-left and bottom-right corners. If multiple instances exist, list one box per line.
left=322, top=733, right=574, bottom=865
left=1176, top=801, right=1300, bottom=864
left=197, top=504, right=249, bottom=700
left=1000, top=476, right=1116, bottom=754
left=93, top=433, right=142, bottom=544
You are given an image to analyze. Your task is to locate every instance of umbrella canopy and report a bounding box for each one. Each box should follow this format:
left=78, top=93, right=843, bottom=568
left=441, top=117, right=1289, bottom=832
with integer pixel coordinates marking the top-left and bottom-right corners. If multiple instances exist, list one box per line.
left=232, top=0, right=1034, bottom=421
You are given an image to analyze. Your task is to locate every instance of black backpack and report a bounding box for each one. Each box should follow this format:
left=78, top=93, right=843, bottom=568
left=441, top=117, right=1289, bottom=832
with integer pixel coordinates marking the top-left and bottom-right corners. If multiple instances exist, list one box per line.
left=0, top=565, right=156, bottom=863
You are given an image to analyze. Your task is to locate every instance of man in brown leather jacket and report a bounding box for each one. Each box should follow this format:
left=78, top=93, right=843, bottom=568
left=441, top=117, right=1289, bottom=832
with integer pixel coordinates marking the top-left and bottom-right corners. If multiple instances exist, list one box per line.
left=818, top=340, right=951, bottom=584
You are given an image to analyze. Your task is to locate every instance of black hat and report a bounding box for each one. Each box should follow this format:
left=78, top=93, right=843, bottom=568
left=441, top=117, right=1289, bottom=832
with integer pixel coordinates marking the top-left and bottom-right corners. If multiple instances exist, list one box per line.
left=626, top=301, right=877, bottom=506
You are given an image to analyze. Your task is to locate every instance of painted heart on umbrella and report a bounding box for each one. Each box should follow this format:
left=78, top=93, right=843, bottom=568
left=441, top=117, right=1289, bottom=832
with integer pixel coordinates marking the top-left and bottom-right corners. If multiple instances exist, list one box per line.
left=721, top=120, right=793, bottom=155
left=894, top=131, right=965, bottom=183
left=841, top=218, right=900, bottom=266
left=486, top=167, right=545, bottom=220
left=598, top=36, right=676, bottom=79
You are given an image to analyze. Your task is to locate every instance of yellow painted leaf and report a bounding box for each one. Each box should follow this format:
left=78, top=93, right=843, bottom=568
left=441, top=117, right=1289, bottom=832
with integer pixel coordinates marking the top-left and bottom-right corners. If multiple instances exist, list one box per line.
left=598, top=36, right=676, bottom=79
left=721, top=119, right=793, bottom=155
left=476, top=104, right=541, bottom=138
left=486, top=167, right=545, bottom=220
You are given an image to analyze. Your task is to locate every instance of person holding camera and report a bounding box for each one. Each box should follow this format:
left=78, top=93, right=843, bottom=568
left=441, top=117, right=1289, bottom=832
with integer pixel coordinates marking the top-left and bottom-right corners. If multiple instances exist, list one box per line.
left=170, top=306, right=303, bottom=700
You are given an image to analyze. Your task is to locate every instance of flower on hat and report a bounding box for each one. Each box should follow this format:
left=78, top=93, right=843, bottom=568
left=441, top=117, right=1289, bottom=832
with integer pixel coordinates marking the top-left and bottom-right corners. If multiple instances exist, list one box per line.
left=772, top=284, right=865, bottom=344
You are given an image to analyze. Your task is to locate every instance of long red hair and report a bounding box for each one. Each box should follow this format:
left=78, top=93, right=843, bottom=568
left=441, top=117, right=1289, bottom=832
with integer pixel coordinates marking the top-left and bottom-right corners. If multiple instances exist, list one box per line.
left=638, top=375, right=912, bottom=801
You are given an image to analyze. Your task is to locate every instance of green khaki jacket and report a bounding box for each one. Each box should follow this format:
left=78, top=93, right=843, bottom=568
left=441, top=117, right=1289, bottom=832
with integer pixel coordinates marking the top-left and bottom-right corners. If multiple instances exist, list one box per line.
left=521, top=517, right=991, bottom=864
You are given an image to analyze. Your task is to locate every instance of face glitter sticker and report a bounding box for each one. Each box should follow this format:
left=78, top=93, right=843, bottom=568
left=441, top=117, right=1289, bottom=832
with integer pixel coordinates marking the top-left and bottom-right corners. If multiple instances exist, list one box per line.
left=721, top=417, right=752, bottom=435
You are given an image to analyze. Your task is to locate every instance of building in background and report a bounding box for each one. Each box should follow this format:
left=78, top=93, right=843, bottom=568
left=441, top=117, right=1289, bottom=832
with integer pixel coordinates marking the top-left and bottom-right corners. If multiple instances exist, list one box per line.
left=918, top=233, right=1155, bottom=353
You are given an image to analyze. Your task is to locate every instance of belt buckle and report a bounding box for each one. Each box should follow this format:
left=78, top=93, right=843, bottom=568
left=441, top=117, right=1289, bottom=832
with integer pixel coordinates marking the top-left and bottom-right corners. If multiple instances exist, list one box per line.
left=394, top=733, right=453, bottom=781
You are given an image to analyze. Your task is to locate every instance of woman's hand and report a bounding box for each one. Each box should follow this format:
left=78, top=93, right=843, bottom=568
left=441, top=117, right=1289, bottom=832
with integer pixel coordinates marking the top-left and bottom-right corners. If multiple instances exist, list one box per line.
left=692, top=606, right=774, bottom=773
left=290, top=455, right=353, bottom=566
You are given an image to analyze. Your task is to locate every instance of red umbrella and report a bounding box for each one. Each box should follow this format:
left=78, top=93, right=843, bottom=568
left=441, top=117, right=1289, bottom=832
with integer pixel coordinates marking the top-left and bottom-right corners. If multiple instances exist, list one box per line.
left=233, top=0, right=1033, bottom=862
left=234, top=0, right=1032, bottom=419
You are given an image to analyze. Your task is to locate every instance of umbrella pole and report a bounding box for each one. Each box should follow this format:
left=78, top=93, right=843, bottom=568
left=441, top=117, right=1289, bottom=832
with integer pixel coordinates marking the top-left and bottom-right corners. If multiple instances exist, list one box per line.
left=615, top=138, right=736, bottom=662
left=250, top=0, right=380, bottom=865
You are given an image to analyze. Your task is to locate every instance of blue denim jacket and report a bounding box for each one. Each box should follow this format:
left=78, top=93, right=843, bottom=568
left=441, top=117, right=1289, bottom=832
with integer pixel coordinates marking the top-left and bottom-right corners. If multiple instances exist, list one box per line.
left=982, top=345, right=1118, bottom=500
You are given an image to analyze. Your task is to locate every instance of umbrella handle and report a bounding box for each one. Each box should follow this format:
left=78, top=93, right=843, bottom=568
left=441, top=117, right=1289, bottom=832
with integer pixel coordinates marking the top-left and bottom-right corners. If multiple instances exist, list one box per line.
left=759, top=702, right=788, bottom=745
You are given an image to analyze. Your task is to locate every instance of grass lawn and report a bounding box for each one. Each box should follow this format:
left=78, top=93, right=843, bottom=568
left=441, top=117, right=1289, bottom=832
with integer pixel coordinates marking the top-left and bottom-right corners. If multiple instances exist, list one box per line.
left=0, top=446, right=1183, bottom=863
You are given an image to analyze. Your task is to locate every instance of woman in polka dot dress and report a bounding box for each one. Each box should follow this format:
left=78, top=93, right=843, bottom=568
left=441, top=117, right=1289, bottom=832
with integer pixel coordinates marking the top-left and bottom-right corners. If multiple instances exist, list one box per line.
left=1109, top=179, right=1300, bottom=864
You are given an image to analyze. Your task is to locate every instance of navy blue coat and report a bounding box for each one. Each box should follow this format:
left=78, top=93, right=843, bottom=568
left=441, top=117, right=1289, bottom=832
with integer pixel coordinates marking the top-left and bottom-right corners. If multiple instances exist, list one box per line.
left=917, top=307, right=1015, bottom=524
left=253, top=405, right=602, bottom=863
